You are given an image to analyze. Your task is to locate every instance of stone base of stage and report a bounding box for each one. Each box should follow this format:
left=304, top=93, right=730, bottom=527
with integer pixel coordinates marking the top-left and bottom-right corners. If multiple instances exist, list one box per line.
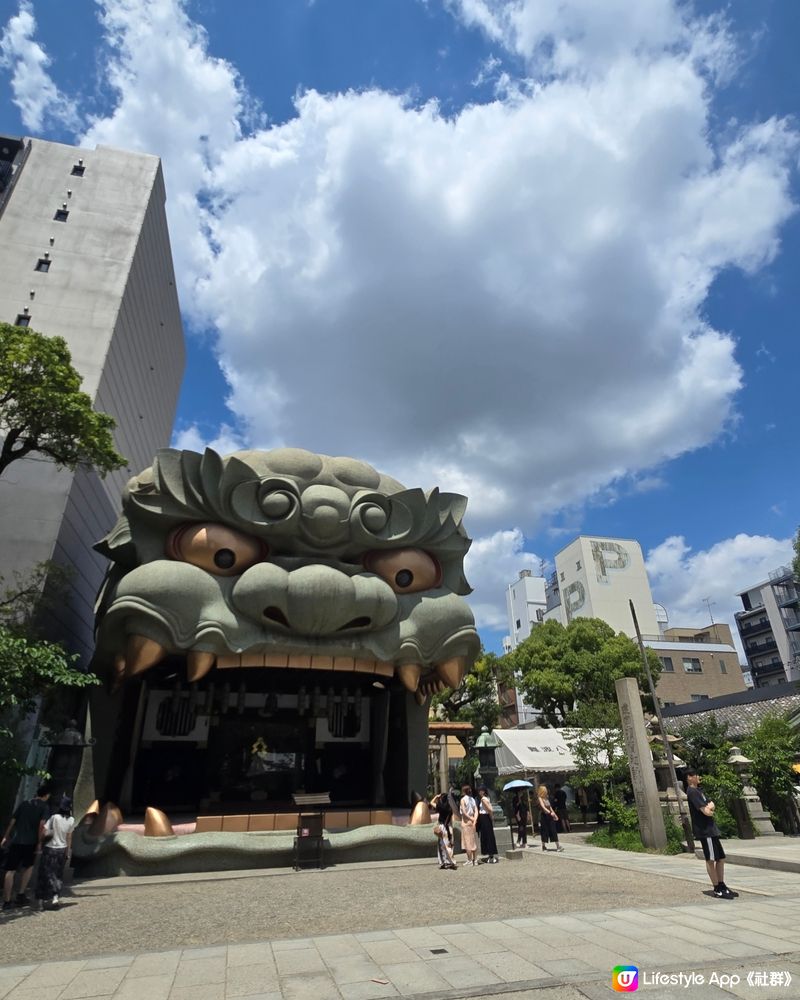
left=71, top=822, right=444, bottom=878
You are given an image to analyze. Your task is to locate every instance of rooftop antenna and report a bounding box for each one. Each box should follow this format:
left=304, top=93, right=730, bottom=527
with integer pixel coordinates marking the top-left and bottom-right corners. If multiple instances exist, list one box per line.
left=702, top=597, right=720, bottom=642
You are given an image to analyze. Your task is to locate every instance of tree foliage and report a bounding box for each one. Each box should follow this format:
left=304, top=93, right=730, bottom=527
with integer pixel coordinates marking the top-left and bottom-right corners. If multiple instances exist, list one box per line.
left=431, top=651, right=513, bottom=737
left=0, top=323, right=126, bottom=477
left=0, top=566, right=99, bottom=779
left=743, top=713, right=800, bottom=834
left=509, top=617, right=661, bottom=725
left=563, top=700, right=629, bottom=793
left=0, top=627, right=98, bottom=778
left=793, top=525, right=800, bottom=581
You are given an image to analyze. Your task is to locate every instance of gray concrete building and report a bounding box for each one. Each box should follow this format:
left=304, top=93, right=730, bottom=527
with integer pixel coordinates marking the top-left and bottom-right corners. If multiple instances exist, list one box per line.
left=0, top=135, right=184, bottom=663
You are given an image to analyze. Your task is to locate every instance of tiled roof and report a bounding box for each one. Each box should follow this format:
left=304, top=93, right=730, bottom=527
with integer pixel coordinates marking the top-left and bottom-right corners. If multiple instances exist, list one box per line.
left=664, top=692, right=800, bottom=738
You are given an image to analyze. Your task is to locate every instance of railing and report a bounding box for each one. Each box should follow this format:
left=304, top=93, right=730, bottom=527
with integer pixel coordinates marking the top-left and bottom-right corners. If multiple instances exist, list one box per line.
left=738, top=619, right=773, bottom=636
left=745, top=637, right=777, bottom=654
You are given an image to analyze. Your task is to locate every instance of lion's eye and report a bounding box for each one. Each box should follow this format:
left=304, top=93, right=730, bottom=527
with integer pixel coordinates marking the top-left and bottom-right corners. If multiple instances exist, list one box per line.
left=363, top=549, right=441, bottom=594
left=166, top=523, right=267, bottom=577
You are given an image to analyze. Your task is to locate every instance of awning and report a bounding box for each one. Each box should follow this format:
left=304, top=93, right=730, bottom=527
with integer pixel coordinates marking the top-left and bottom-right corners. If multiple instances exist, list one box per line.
left=492, top=728, right=578, bottom=776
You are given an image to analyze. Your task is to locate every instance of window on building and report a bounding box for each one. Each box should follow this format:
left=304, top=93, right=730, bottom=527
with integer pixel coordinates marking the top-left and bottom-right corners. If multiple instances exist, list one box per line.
left=691, top=693, right=709, bottom=701
left=662, top=701, right=676, bottom=708
left=71, top=164, right=85, bottom=176
left=515, top=619, right=521, bottom=630
left=658, top=656, right=674, bottom=672
left=34, top=258, right=50, bottom=272
left=560, top=572, right=565, bottom=582
left=54, top=208, right=69, bottom=222
left=14, top=314, right=30, bottom=327
left=576, top=560, right=581, bottom=571
left=719, top=659, right=727, bottom=674
left=683, top=658, right=702, bottom=673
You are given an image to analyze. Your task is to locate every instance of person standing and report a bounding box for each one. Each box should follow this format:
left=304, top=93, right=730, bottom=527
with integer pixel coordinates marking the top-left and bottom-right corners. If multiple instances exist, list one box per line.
left=2, top=784, right=51, bottom=910
left=459, top=784, right=479, bottom=866
left=476, top=785, right=499, bottom=864
left=685, top=769, right=736, bottom=900
left=576, top=786, right=589, bottom=825
left=512, top=792, right=529, bottom=847
left=553, top=783, right=571, bottom=832
left=537, top=784, right=564, bottom=852
left=35, top=795, right=75, bottom=910
left=517, top=792, right=533, bottom=847
left=434, top=797, right=457, bottom=870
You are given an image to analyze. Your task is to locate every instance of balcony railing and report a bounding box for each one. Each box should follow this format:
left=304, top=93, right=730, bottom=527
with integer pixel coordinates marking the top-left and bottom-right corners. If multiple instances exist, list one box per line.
left=745, top=637, right=778, bottom=654
left=738, top=619, right=773, bottom=637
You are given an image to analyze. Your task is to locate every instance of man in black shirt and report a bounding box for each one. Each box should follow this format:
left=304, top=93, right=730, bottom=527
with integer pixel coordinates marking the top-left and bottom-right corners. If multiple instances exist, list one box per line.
left=685, top=769, right=736, bottom=900
left=2, top=784, right=51, bottom=909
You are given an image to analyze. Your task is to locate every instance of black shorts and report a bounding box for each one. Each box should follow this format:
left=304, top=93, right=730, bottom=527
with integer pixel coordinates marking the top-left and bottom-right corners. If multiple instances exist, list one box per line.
left=699, top=836, right=726, bottom=862
left=3, top=842, right=37, bottom=871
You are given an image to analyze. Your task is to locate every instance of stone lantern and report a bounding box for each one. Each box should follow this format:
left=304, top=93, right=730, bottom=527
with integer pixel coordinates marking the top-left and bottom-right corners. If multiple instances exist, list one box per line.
left=474, top=727, right=504, bottom=822
left=727, top=746, right=778, bottom=837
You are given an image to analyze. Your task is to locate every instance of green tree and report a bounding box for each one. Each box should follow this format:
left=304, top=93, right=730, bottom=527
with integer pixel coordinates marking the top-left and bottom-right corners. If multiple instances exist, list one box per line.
left=743, top=714, right=800, bottom=834
left=431, top=651, right=513, bottom=735
left=0, top=628, right=98, bottom=779
left=0, top=323, right=126, bottom=476
left=793, top=525, right=800, bottom=580
left=509, top=617, right=661, bottom=725
left=0, top=563, right=98, bottom=784
left=563, top=699, right=629, bottom=793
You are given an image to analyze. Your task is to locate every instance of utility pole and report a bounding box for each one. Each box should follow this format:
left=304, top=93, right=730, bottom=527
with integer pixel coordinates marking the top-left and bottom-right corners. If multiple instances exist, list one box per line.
left=629, top=600, right=695, bottom=852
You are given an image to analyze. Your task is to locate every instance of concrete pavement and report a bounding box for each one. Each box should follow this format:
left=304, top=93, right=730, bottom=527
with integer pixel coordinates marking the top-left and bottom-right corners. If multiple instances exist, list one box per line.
left=2, top=841, right=800, bottom=1000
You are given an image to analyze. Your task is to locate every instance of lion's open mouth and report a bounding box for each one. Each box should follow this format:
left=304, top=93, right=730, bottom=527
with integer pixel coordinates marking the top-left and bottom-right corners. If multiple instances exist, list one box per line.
left=114, top=633, right=469, bottom=702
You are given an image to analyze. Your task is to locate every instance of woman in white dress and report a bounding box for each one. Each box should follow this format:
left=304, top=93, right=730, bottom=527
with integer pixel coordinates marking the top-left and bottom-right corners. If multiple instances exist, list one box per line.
left=459, top=784, right=479, bottom=866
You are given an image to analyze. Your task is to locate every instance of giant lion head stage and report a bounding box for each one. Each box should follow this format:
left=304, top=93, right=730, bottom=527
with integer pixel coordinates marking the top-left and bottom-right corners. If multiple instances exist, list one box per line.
left=86, top=448, right=479, bottom=868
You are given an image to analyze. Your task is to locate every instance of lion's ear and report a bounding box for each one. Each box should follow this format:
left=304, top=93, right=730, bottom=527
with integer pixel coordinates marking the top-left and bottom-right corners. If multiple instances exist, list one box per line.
left=94, top=515, right=138, bottom=569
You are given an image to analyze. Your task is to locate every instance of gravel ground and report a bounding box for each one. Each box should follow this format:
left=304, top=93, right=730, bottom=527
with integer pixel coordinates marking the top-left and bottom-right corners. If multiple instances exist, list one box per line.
left=1, top=850, right=721, bottom=964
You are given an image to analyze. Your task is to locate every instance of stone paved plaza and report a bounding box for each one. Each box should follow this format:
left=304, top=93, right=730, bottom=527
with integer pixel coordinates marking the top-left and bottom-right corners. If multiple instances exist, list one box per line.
left=2, top=838, right=800, bottom=1000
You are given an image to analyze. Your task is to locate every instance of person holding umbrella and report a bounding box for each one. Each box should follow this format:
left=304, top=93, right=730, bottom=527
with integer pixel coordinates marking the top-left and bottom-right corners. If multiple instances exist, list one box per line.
left=503, top=779, right=534, bottom=848
left=514, top=792, right=529, bottom=846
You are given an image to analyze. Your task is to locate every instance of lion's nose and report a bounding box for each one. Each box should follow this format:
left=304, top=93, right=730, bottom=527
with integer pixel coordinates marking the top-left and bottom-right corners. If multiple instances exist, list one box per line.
left=233, top=563, right=397, bottom=636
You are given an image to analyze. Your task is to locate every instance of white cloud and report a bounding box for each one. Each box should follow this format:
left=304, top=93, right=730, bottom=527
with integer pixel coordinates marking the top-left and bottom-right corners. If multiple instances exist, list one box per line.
left=464, top=528, right=542, bottom=630
left=447, top=0, right=736, bottom=79
left=71, top=0, right=798, bottom=546
left=646, top=533, right=795, bottom=661
left=171, top=422, right=246, bottom=456
left=0, top=1, right=78, bottom=131
left=39, top=0, right=794, bottom=633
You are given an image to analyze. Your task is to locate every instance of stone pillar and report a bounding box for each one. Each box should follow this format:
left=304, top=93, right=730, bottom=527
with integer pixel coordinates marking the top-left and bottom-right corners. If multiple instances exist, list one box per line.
left=615, top=677, right=667, bottom=850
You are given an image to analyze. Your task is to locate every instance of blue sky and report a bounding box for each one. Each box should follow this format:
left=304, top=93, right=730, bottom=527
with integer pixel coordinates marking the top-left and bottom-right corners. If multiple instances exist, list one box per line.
left=1, top=0, right=797, bottom=659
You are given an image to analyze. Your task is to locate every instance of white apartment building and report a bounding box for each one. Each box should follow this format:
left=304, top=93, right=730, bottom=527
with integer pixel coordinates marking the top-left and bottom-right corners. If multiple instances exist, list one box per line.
left=503, top=535, right=746, bottom=714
